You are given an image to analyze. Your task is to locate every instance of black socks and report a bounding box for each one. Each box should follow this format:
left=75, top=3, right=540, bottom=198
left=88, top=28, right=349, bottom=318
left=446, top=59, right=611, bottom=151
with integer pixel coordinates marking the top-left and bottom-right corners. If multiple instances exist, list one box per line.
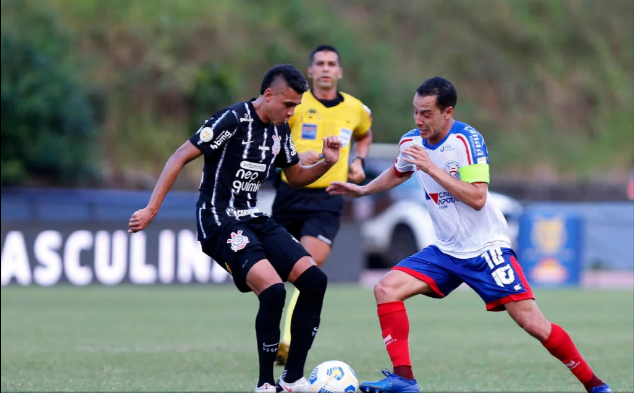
left=256, top=283, right=286, bottom=386
left=284, top=266, right=328, bottom=382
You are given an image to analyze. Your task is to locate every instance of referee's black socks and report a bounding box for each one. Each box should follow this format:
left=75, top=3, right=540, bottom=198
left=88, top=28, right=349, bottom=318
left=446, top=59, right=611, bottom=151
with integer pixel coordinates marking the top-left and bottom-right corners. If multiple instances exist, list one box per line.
left=256, top=283, right=286, bottom=386
left=284, top=266, right=328, bottom=383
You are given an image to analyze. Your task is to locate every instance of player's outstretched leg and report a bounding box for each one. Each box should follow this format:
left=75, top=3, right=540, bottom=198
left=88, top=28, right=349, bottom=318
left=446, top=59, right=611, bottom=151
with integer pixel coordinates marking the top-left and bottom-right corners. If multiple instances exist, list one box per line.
left=276, top=287, right=299, bottom=366
left=254, top=283, right=287, bottom=392
left=359, top=300, right=419, bottom=393
left=542, top=323, right=611, bottom=393
left=506, top=299, right=611, bottom=393
left=277, top=265, right=327, bottom=390
left=359, top=267, right=438, bottom=393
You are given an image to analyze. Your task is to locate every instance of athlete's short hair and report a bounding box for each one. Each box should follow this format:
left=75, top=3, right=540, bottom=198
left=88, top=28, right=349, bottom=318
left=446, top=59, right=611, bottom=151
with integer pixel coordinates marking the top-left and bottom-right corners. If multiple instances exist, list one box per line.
left=260, top=64, right=309, bottom=95
left=309, top=44, right=341, bottom=66
left=416, top=77, right=457, bottom=112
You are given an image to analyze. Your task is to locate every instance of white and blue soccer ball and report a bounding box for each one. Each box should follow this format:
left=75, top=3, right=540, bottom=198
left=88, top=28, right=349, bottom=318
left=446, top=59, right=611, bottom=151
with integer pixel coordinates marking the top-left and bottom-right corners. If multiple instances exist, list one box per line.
left=308, top=360, right=358, bottom=393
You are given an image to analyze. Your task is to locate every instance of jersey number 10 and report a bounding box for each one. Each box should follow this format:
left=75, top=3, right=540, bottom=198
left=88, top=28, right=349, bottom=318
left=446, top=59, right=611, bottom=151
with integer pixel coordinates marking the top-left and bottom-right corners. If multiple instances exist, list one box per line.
left=482, top=247, right=516, bottom=287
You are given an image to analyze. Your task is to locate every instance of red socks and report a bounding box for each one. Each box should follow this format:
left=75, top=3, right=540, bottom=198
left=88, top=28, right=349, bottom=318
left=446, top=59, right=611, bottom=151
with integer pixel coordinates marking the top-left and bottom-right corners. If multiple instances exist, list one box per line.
left=542, top=323, right=603, bottom=391
left=378, top=305, right=603, bottom=390
left=378, top=301, right=414, bottom=380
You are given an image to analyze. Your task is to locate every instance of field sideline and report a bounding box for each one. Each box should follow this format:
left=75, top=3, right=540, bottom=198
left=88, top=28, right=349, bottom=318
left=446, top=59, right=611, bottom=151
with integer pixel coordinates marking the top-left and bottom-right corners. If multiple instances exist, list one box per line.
left=1, top=285, right=632, bottom=392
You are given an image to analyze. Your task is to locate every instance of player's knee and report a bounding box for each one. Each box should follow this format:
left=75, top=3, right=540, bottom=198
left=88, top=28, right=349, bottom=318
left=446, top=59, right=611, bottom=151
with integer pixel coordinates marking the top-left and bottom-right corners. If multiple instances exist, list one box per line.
left=258, top=283, right=286, bottom=312
left=374, top=279, right=397, bottom=301
left=293, top=266, right=328, bottom=297
left=523, top=321, right=548, bottom=341
left=515, top=314, right=550, bottom=341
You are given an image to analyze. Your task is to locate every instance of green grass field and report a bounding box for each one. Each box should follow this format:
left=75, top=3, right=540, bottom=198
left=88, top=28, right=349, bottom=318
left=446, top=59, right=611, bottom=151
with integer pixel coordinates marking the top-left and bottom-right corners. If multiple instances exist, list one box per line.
left=1, top=285, right=632, bottom=392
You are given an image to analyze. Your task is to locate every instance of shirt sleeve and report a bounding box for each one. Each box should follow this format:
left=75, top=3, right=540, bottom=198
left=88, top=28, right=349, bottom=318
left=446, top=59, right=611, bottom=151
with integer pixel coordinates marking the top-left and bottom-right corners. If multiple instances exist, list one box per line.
left=189, top=109, right=238, bottom=156
left=274, top=124, right=301, bottom=168
left=455, top=129, right=490, bottom=183
left=353, top=103, right=372, bottom=137
left=394, top=137, right=417, bottom=175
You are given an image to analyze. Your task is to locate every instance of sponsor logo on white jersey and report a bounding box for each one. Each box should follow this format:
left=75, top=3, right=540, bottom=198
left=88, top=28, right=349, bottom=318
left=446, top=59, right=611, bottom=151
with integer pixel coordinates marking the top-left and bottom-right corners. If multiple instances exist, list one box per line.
left=427, top=191, right=458, bottom=208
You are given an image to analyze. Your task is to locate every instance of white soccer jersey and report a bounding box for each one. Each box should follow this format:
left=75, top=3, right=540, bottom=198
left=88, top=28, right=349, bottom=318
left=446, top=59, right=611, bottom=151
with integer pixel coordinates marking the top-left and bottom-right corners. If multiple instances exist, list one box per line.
left=394, top=120, right=511, bottom=258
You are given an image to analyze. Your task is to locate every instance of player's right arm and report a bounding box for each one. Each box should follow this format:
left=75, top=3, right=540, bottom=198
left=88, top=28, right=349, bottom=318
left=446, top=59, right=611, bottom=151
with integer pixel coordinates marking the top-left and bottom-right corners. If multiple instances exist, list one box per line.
left=327, top=133, right=415, bottom=198
left=128, top=110, right=238, bottom=233
left=128, top=141, right=202, bottom=233
left=327, top=165, right=412, bottom=198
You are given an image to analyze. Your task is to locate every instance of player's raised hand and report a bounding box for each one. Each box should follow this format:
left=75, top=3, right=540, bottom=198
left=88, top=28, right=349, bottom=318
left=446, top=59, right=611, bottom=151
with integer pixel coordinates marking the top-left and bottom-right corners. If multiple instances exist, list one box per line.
left=321, top=136, right=342, bottom=166
left=403, top=144, right=434, bottom=173
left=299, top=150, right=323, bottom=165
left=326, top=181, right=365, bottom=198
left=128, top=207, right=156, bottom=233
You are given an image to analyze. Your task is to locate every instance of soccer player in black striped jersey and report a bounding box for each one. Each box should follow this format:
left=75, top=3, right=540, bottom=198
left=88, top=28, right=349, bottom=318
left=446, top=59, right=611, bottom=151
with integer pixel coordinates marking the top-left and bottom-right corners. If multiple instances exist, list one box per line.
left=128, top=64, right=342, bottom=393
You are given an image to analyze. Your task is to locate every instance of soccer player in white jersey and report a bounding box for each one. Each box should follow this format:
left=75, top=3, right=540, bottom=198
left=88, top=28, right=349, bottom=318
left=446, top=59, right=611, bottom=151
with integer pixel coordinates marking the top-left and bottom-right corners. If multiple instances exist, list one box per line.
left=327, top=77, right=611, bottom=393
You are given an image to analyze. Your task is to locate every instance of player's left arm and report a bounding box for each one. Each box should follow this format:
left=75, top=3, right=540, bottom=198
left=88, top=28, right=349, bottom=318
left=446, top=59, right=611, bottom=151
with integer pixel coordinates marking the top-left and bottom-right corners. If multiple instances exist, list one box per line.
left=402, top=144, right=489, bottom=211
left=282, top=136, right=342, bottom=188
left=348, top=104, right=373, bottom=184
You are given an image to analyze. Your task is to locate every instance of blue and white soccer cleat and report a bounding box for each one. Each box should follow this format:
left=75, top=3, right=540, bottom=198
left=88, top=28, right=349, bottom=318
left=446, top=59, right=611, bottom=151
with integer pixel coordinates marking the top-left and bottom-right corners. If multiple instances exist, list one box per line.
left=359, top=369, right=419, bottom=393
left=589, top=383, right=612, bottom=393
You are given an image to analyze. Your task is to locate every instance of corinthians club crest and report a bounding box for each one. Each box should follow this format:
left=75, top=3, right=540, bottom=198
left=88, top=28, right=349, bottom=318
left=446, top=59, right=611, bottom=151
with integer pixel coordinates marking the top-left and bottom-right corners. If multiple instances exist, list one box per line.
left=227, top=230, right=250, bottom=252
left=272, top=135, right=281, bottom=155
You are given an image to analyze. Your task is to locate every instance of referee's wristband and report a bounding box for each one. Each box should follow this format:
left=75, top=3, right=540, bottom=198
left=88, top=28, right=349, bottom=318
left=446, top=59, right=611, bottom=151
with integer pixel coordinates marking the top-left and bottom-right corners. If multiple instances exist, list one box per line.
left=353, top=156, right=365, bottom=169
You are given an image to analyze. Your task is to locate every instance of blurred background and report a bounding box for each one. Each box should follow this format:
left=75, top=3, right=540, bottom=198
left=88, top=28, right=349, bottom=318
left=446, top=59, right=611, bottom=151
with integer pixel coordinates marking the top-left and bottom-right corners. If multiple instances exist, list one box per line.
left=2, top=0, right=632, bottom=281
left=1, top=0, right=633, bottom=391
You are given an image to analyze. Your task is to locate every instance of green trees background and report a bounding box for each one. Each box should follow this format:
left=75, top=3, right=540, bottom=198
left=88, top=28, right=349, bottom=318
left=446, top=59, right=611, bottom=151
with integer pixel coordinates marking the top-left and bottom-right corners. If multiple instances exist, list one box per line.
left=2, top=0, right=632, bottom=188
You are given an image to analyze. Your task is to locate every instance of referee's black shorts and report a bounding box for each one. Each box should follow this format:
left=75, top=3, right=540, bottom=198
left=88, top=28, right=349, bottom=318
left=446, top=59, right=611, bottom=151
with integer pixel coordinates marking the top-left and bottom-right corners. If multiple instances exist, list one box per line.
left=271, top=181, right=344, bottom=247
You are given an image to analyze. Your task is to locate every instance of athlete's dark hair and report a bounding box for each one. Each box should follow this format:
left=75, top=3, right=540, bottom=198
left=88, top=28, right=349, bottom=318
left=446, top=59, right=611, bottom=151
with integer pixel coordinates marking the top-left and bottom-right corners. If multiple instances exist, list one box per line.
left=260, top=64, right=309, bottom=95
left=309, top=44, right=341, bottom=66
left=416, top=77, right=457, bottom=111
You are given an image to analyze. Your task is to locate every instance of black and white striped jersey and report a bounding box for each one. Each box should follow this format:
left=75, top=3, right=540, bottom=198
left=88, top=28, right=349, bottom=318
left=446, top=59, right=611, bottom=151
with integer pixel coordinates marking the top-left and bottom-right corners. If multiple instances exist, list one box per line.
left=189, top=99, right=299, bottom=232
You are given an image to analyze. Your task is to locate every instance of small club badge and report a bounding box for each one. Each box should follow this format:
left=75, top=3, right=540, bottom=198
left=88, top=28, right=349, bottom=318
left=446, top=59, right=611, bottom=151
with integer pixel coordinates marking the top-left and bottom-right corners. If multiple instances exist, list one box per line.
left=443, top=160, right=460, bottom=179
left=272, top=135, right=281, bottom=155
left=199, top=126, right=214, bottom=142
left=227, top=230, right=249, bottom=252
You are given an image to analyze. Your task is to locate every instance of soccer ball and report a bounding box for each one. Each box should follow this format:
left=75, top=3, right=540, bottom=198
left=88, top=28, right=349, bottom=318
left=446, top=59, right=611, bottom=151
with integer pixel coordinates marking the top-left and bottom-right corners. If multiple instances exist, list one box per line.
left=308, top=360, right=358, bottom=393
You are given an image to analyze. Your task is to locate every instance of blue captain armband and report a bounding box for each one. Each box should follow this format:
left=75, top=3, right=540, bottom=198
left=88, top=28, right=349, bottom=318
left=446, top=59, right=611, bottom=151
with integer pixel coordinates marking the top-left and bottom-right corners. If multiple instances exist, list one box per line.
left=458, top=163, right=490, bottom=184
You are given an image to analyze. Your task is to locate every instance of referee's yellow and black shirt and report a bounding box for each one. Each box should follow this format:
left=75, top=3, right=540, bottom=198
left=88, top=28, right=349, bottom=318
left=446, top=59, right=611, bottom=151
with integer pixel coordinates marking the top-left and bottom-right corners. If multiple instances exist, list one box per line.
left=281, top=89, right=372, bottom=189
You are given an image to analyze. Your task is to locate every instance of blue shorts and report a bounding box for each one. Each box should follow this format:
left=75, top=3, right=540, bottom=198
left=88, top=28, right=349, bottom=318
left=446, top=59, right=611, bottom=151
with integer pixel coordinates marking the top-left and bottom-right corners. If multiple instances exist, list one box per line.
left=393, top=245, right=534, bottom=311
